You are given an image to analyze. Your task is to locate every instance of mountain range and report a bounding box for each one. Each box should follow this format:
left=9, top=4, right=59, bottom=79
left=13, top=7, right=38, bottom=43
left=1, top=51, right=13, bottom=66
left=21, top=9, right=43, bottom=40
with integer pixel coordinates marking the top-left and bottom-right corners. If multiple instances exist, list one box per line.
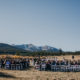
left=13, top=44, right=59, bottom=52
left=0, top=43, right=60, bottom=52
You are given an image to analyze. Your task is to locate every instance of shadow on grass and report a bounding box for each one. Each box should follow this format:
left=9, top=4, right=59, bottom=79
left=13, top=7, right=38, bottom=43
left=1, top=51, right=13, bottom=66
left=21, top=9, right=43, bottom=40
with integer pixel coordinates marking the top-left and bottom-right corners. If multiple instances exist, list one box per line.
left=0, top=72, right=15, bottom=78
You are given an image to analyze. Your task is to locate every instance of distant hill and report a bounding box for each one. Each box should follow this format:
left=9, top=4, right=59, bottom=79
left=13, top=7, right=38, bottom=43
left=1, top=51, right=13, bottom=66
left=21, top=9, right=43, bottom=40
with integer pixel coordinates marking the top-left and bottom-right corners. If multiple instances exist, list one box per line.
left=0, top=43, right=25, bottom=53
left=0, top=43, right=60, bottom=55
left=14, top=44, right=59, bottom=52
left=0, top=43, right=79, bottom=56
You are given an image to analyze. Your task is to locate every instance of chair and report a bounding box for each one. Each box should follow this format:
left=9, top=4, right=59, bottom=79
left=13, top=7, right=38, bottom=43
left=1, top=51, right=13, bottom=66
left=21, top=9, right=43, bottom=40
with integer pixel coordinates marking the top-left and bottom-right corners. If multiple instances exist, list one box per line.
left=5, top=64, right=10, bottom=70
left=11, top=64, right=16, bottom=70
left=35, top=64, right=40, bottom=70
left=0, top=63, right=1, bottom=68
left=41, top=64, right=46, bottom=71
left=20, top=63, right=23, bottom=70
left=16, top=64, right=21, bottom=70
left=51, top=65, right=56, bottom=71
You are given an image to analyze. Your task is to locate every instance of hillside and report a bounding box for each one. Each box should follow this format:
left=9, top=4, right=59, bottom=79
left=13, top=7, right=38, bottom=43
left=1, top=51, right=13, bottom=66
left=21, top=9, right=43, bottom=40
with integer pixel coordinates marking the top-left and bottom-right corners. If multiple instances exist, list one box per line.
left=14, top=44, right=59, bottom=52
left=0, top=43, right=26, bottom=54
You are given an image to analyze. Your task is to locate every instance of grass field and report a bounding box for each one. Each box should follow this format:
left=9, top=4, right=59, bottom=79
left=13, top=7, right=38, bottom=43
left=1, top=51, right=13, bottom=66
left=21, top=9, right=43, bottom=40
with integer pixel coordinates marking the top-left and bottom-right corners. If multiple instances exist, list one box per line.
left=0, top=68, right=80, bottom=80
left=0, top=55, right=80, bottom=80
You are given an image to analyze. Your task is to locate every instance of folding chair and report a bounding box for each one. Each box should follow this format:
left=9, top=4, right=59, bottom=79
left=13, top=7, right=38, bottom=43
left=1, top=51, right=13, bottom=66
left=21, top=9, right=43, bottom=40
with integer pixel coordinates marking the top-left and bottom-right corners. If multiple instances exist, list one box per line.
left=60, top=65, right=66, bottom=72
left=35, top=64, right=40, bottom=70
left=0, top=63, right=1, bottom=68
left=11, top=64, right=16, bottom=70
left=70, top=65, right=73, bottom=72
left=5, top=64, right=10, bottom=70
left=41, top=64, right=46, bottom=71
left=51, top=65, right=56, bottom=71
left=16, top=64, right=21, bottom=70
left=20, top=63, right=23, bottom=70
left=78, top=65, right=80, bottom=71
left=56, top=65, right=60, bottom=71
left=73, top=65, right=77, bottom=72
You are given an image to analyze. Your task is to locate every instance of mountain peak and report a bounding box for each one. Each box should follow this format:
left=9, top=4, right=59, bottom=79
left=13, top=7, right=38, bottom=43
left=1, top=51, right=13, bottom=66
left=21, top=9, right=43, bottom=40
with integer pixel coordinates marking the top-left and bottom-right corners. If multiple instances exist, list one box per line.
left=14, top=44, right=59, bottom=52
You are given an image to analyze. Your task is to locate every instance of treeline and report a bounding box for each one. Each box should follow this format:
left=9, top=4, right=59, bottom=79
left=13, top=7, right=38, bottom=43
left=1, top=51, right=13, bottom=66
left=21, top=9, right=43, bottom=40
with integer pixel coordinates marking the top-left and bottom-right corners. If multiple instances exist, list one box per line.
left=18, top=51, right=80, bottom=56
left=0, top=50, right=80, bottom=56
left=0, top=43, right=80, bottom=56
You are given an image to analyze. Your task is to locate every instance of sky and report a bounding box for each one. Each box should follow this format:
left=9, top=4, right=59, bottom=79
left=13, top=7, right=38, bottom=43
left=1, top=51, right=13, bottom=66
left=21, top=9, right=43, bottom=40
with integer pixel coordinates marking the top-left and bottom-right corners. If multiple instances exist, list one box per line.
left=0, top=0, right=80, bottom=51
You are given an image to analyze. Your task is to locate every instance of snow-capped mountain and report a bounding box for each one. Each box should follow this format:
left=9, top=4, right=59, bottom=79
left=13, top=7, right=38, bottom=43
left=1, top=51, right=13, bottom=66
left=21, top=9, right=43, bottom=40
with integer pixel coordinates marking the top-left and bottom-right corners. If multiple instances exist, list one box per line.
left=14, top=44, right=59, bottom=52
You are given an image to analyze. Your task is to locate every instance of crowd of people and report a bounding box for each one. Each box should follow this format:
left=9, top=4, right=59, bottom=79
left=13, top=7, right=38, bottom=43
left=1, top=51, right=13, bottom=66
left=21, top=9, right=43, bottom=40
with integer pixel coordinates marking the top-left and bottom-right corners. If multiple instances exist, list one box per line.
left=33, top=57, right=80, bottom=71
left=0, top=56, right=80, bottom=72
left=0, top=58, right=30, bottom=70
